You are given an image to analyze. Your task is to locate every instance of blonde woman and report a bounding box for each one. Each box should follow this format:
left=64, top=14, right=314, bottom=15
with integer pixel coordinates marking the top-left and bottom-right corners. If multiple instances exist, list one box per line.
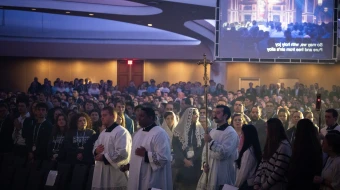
left=116, top=112, right=126, bottom=129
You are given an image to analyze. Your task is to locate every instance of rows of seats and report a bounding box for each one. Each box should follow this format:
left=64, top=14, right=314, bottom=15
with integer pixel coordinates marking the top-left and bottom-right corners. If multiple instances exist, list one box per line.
left=0, top=154, right=94, bottom=190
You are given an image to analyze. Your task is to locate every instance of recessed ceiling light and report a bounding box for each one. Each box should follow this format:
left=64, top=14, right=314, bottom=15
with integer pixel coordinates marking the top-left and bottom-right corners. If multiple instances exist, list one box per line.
left=32, top=8, right=36, bottom=11
left=66, top=11, right=70, bottom=14
left=148, top=24, right=152, bottom=26
left=89, top=13, right=94, bottom=16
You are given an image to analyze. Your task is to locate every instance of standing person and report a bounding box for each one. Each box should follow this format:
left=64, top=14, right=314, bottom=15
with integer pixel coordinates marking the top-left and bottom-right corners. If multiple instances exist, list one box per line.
left=12, top=98, right=30, bottom=156
left=254, top=118, right=292, bottom=190
left=277, top=108, right=290, bottom=131
left=161, top=111, right=178, bottom=146
left=72, top=90, right=83, bottom=104
left=313, top=130, right=340, bottom=190
left=90, top=109, right=102, bottom=133
left=92, top=107, right=132, bottom=190
left=249, top=106, right=267, bottom=150
left=235, top=125, right=262, bottom=190
left=25, top=103, right=53, bottom=161
left=61, top=113, right=95, bottom=164
left=172, top=108, right=204, bottom=190
left=115, top=101, right=134, bottom=135
left=124, top=107, right=172, bottom=190
left=286, top=111, right=303, bottom=143
left=0, top=103, right=14, bottom=153
left=48, top=114, right=68, bottom=161
left=197, top=105, right=239, bottom=189
left=287, top=119, right=323, bottom=190
left=320, top=108, right=340, bottom=137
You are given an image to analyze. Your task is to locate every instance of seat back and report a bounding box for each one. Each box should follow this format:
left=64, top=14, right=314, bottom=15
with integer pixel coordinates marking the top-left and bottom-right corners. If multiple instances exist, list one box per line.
left=69, top=164, right=89, bottom=190
left=13, top=156, right=27, bottom=169
left=85, top=165, right=94, bottom=190
left=26, top=169, right=44, bottom=190
left=0, top=153, right=14, bottom=170
left=40, top=161, right=57, bottom=190
left=0, top=165, right=16, bottom=190
left=55, top=163, right=72, bottom=190
left=11, top=167, right=30, bottom=190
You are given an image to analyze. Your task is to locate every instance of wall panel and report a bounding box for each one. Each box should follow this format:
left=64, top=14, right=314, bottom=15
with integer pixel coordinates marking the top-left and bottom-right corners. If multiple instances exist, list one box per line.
left=226, top=63, right=340, bottom=91
left=0, top=57, right=339, bottom=93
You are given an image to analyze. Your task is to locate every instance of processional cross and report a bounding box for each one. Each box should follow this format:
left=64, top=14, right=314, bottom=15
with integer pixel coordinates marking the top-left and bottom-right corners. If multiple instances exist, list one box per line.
left=197, top=54, right=213, bottom=188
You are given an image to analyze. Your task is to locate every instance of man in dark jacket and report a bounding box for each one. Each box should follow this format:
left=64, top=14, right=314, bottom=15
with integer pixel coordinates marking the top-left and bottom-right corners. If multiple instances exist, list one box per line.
left=249, top=106, right=267, bottom=150
left=23, top=102, right=52, bottom=160
left=0, top=103, right=14, bottom=153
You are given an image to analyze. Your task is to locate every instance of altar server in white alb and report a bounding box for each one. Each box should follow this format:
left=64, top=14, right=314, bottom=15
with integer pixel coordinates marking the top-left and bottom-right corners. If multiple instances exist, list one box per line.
left=197, top=105, right=239, bottom=190
left=125, top=107, right=172, bottom=190
left=92, top=107, right=132, bottom=190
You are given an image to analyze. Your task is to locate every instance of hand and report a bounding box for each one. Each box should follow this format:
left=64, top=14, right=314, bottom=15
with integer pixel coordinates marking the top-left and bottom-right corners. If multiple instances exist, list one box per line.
left=95, top=154, right=103, bottom=161
left=204, top=134, right=212, bottom=143
left=183, top=158, right=193, bottom=168
left=77, top=153, right=83, bottom=161
left=318, top=133, right=325, bottom=140
left=313, top=176, right=323, bottom=184
left=120, top=164, right=130, bottom=172
left=203, top=163, right=209, bottom=173
left=28, top=152, right=34, bottom=162
left=253, top=185, right=260, bottom=190
left=135, top=146, right=146, bottom=157
left=95, top=144, right=104, bottom=154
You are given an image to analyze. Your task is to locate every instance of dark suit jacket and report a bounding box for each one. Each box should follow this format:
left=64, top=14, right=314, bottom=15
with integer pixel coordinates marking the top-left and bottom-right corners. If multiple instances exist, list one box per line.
left=75, top=98, right=84, bottom=104
left=286, top=126, right=296, bottom=143
left=291, top=88, right=304, bottom=97
left=251, top=119, right=267, bottom=150
left=0, top=116, right=14, bottom=153
left=24, top=119, right=53, bottom=160
left=246, top=88, right=256, bottom=96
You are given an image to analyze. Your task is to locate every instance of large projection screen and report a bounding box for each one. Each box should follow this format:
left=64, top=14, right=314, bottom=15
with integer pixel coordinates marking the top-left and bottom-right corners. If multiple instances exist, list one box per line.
left=214, top=0, right=337, bottom=63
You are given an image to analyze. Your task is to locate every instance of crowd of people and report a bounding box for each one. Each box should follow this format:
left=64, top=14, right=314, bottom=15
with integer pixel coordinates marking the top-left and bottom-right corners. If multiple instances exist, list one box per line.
left=221, top=21, right=332, bottom=58
left=0, top=77, right=340, bottom=190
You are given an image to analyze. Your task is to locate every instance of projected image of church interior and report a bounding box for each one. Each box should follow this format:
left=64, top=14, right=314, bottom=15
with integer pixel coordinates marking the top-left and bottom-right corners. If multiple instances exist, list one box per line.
left=219, top=0, right=333, bottom=59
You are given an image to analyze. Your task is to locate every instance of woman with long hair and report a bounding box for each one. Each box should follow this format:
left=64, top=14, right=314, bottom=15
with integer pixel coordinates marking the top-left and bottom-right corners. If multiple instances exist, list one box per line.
left=254, top=118, right=292, bottom=190
left=89, top=109, right=102, bottom=133
left=161, top=111, right=178, bottom=146
left=287, top=119, right=323, bottom=190
left=286, top=111, right=303, bottom=143
left=116, top=112, right=126, bottom=129
left=277, top=108, right=290, bottom=130
left=61, top=112, right=95, bottom=164
left=231, top=114, right=248, bottom=136
left=303, top=111, right=319, bottom=131
left=172, top=108, right=205, bottom=190
left=48, top=113, right=69, bottom=161
left=235, top=125, right=262, bottom=190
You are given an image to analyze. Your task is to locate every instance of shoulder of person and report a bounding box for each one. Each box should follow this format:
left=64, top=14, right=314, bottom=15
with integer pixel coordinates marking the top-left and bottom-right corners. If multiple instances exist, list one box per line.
left=242, top=147, right=252, bottom=155
left=259, top=119, right=266, bottom=124
left=85, top=129, right=95, bottom=135
left=334, top=125, right=340, bottom=132
left=153, top=126, right=169, bottom=135
left=44, top=120, right=53, bottom=127
left=223, top=126, right=238, bottom=136
left=124, top=114, right=132, bottom=120
left=278, top=140, right=292, bottom=152
left=115, top=125, right=130, bottom=133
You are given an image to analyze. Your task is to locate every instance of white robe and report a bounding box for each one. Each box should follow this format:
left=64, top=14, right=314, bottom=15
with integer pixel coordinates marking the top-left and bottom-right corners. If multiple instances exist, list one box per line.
left=197, top=126, right=239, bottom=190
left=127, top=126, right=172, bottom=190
left=92, top=125, right=132, bottom=190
